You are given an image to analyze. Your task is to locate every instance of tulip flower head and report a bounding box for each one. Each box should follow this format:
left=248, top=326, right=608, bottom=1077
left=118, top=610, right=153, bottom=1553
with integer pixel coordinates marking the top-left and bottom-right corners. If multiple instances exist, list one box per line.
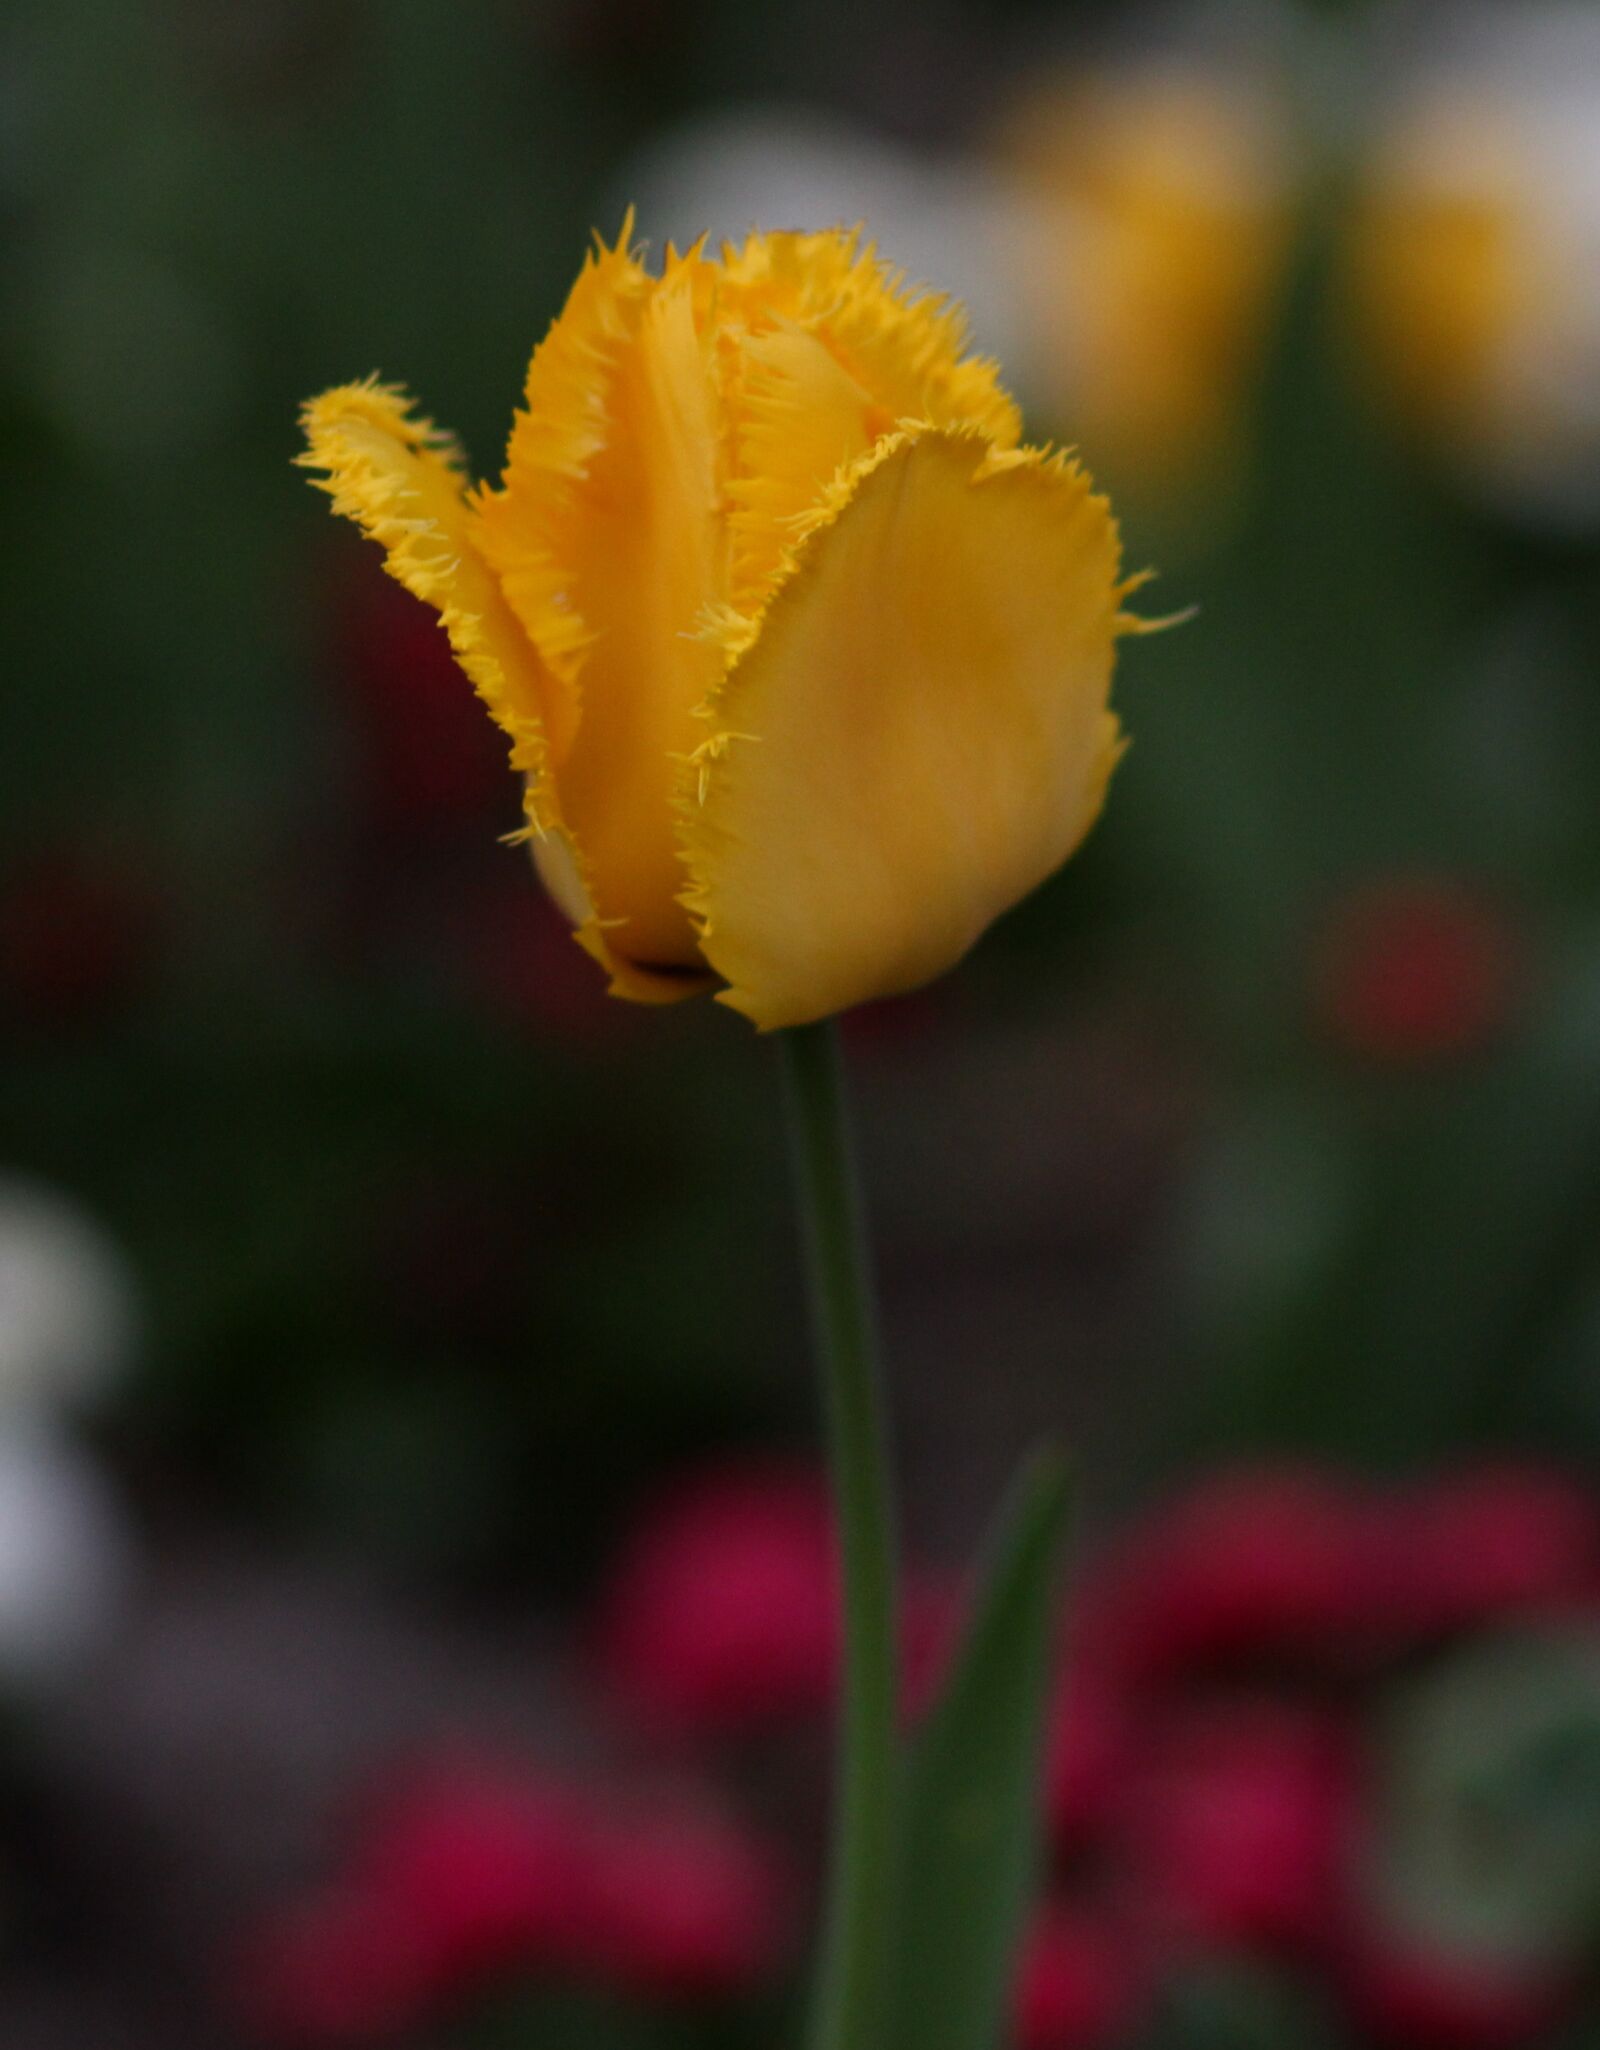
left=300, top=221, right=1143, bottom=1028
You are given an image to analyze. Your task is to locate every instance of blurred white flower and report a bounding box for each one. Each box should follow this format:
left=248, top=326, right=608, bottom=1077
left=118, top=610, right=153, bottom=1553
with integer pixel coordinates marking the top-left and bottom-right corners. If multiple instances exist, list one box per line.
left=0, top=1422, right=131, bottom=1690
left=0, top=1174, right=138, bottom=1415
left=1347, top=3, right=1600, bottom=525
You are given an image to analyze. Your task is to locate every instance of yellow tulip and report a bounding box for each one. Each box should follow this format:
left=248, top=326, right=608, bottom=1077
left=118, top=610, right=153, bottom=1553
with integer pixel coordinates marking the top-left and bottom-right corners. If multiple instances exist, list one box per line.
left=299, top=222, right=1144, bottom=1029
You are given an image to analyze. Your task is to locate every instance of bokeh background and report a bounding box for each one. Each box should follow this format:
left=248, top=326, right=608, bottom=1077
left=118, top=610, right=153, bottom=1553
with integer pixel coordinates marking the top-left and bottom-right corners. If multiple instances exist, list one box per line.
left=5, top=0, right=1600, bottom=2044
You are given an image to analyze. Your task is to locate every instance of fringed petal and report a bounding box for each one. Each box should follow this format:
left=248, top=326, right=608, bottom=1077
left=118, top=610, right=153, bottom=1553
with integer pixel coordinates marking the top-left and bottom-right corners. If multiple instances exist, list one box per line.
left=724, top=323, right=891, bottom=615
left=532, top=829, right=713, bottom=1006
left=679, top=430, right=1129, bottom=1030
left=297, top=377, right=560, bottom=838
left=515, top=257, right=730, bottom=972
left=714, top=229, right=1024, bottom=626
left=471, top=216, right=653, bottom=757
left=719, top=228, right=1021, bottom=449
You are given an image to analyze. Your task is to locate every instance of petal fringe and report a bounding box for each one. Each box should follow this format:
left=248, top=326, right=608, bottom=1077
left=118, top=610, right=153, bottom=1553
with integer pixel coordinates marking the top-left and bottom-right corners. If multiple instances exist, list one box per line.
left=715, top=229, right=1024, bottom=624
left=297, top=377, right=560, bottom=838
left=471, top=217, right=652, bottom=755
left=532, top=827, right=713, bottom=1006
left=678, top=429, right=1131, bottom=1029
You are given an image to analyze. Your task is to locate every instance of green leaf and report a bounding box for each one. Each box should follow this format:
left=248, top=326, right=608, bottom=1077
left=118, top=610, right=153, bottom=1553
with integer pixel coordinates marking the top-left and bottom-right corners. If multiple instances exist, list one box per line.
left=889, top=1450, right=1074, bottom=2050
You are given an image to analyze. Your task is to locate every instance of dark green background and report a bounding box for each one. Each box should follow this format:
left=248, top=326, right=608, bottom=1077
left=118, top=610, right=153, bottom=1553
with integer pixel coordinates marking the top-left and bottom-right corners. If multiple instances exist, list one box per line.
left=1, top=1, right=1598, bottom=2041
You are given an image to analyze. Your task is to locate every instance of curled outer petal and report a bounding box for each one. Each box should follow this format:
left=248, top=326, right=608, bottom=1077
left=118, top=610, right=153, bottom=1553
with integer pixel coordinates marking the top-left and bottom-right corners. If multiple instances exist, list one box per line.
left=471, top=217, right=652, bottom=752
left=680, top=430, right=1129, bottom=1030
left=477, top=230, right=727, bottom=976
left=297, top=378, right=705, bottom=1005
left=298, top=378, right=559, bottom=831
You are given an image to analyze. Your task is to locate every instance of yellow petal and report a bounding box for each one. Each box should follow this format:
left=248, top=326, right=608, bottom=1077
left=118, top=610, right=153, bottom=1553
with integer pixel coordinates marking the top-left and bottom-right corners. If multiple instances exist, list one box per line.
left=532, top=829, right=714, bottom=1006
left=297, top=377, right=560, bottom=835
left=532, top=262, right=731, bottom=971
left=297, top=379, right=701, bottom=1005
left=717, top=230, right=1024, bottom=622
left=474, top=225, right=726, bottom=981
left=719, top=229, right=1021, bottom=452
left=472, top=220, right=652, bottom=758
left=681, top=430, right=1128, bottom=1030
left=725, top=322, right=891, bottom=615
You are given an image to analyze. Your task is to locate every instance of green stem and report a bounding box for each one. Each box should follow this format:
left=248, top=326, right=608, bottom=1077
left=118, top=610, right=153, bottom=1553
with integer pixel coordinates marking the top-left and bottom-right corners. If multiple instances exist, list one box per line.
left=778, top=1020, right=899, bottom=2050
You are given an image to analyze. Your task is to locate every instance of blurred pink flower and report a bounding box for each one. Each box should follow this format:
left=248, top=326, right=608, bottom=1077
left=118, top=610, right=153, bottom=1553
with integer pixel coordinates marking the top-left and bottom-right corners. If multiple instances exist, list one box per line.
left=1083, top=1467, right=1376, bottom=1685
left=1374, top=1464, right=1599, bottom=1642
left=1124, top=1701, right=1357, bottom=1954
left=1044, top=1674, right=1136, bottom=1849
left=347, top=1760, right=596, bottom=1986
left=595, top=1460, right=839, bottom=1733
left=582, top=1796, right=790, bottom=1999
left=1014, top=1901, right=1143, bottom=2050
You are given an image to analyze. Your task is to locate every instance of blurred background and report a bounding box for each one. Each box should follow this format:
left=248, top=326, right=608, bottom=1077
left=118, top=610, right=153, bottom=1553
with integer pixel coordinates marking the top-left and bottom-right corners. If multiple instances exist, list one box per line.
left=4, top=0, right=1600, bottom=2043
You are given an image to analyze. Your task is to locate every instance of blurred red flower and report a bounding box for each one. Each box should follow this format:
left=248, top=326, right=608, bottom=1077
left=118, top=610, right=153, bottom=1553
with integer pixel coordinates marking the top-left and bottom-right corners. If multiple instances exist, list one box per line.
left=1044, top=1674, right=1136, bottom=1848
left=582, top=1796, right=790, bottom=1999
left=898, top=1571, right=966, bottom=1724
left=347, top=1761, right=596, bottom=1987
left=234, top=1889, right=435, bottom=2044
left=597, top=1459, right=959, bottom=1735
left=1313, top=876, right=1516, bottom=1063
left=234, top=1756, right=787, bottom=2040
left=596, top=1461, right=838, bottom=1733
left=235, top=1760, right=596, bottom=2040
left=839, top=986, right=945, bottom=1051
left=231, top=1456, right=1600, bottom=2047
left=329, top=553, right=506, bottom=827
left=1341, top=1928, right=1574, bottom=2050
left=455, top=875, right=623, bottom=1042
left=1083, top=1467, right=1376, bottom=1685
left=1014, top=1901, right=1143, bottom=2050
left=1374, top=1463, right=1599, bottom=1644
left=1125, top=1701, right=1357, bottom=1953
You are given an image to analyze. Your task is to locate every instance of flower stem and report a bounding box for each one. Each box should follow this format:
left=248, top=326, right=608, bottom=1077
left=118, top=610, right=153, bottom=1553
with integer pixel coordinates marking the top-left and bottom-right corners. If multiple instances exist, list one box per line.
left=778, top=1019, right=899, bottom=2050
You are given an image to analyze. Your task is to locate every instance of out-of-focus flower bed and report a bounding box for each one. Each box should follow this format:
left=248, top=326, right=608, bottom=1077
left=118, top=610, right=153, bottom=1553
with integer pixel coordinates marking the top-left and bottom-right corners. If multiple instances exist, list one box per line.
left=227, top=1457, right=1600, bottom=2050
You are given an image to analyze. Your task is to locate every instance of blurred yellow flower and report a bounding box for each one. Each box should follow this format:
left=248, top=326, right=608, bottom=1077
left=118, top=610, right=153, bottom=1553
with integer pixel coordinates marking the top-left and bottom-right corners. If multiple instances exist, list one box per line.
left=300, top=223, right=1142, bottom=1028
left=997, top=65, right=1297, bottom=497
left=1346, top=11, right=1600, bottom=523
left=1347, top=95, right=1525, bottom=449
